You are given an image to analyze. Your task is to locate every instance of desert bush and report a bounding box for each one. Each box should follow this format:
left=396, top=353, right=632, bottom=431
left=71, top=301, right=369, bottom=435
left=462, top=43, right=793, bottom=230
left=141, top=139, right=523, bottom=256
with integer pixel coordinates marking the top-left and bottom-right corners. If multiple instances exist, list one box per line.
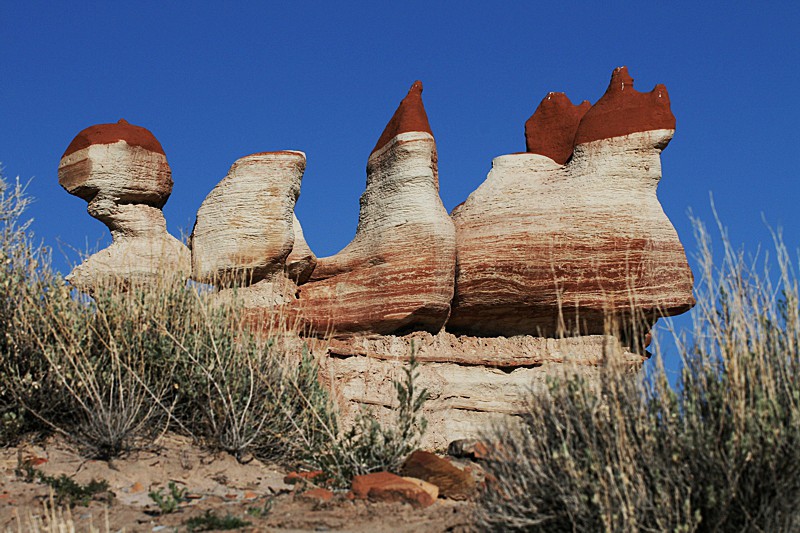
left=167, top=299, right=336, bottom=462
left=477, top=218, right=800, bottom=532
left=0, top=170, right=337, bottom=461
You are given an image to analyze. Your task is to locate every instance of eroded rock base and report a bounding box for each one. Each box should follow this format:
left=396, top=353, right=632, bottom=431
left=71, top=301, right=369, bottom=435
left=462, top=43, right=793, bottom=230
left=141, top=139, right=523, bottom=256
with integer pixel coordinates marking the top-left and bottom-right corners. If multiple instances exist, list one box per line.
left=319, top=332, right=646, bottom=450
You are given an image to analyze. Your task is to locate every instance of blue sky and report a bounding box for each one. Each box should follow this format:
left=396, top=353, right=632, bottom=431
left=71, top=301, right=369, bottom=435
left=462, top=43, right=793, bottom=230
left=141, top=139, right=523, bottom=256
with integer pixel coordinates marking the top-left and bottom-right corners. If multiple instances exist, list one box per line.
left=2, top=2, right=799, bottom=373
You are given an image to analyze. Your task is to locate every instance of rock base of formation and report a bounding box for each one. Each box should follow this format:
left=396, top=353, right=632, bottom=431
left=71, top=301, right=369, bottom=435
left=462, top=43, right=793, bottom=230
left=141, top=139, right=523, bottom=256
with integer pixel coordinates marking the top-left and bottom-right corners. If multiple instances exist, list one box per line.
left=318, top=331, right=645, bottom=450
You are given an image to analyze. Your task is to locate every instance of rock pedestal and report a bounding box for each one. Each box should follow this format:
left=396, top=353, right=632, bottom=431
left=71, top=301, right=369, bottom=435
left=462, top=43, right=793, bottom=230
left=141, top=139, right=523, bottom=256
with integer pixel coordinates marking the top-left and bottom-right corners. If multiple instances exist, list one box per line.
left=448, top=67, right=694, bottom=337
left=58, top=119, right=190, bottom=292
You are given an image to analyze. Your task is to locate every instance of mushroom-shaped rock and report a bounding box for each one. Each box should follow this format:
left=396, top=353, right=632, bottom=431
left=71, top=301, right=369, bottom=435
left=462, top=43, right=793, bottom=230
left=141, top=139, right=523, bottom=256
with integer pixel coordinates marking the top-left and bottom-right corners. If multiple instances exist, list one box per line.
left=295, top=81, right=456, bottom=335
left=448, top=67, right=694, bottom=337
left=58, top=119, right=190, bottom=292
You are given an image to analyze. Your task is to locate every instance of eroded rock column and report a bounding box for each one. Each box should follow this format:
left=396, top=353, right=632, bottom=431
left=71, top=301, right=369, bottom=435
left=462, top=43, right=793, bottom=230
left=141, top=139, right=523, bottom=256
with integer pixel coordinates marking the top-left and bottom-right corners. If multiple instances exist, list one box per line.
left=58, top=119, right=190, bottom=292
left=190, top=151, right=307, bottom=306
left=295, top=81, right=457, bottom=335
left=448, top=67, right=694, bottom=337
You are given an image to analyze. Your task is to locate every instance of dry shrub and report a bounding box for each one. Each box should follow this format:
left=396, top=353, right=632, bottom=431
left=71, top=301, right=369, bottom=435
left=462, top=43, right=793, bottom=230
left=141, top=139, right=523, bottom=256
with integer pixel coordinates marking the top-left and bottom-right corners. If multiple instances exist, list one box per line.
left=477, top=217, right=800, bottom=532
left=0, top=169, right=335, bottom=462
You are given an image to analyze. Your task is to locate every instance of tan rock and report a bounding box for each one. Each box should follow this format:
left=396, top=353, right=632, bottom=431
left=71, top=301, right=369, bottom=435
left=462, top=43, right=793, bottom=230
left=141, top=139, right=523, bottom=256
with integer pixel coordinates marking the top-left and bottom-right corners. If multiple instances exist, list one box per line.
left=448, top=67, right=694, bottom=337
left=350, top=472, right=438, bottom=508
left=295, top=81, right=456, bottom=335
left=400, top=451, right=476, bottom=500
left=322, top=331, right=644, bottom=449
left=190, top=151, right=305, bottom=287
left=58, top=119, right=190, bottom=292
left=286, top=214, right=317, bottom=284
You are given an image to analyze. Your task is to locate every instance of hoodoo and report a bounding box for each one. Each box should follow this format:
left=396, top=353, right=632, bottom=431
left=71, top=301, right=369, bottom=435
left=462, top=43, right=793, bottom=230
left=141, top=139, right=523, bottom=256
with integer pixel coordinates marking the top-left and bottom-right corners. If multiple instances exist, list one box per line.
left=58, top=119, right=189, bottom=292
left=294, top=81, right=457, bottom=335
left=190, top=151, right=306, bottom=306
left=448, top=67, right=694, bottom=337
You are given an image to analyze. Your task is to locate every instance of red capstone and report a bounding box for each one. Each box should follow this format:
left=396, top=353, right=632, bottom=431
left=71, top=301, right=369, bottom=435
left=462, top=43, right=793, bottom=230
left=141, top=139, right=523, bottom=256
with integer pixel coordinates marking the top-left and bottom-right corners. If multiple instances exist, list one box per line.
left=61, top=119, right=166, bottom=159
left=371, top=81, right=434, bottom=155
left=574, top=66, right=676, bottom=145
left=525, top=92, right=591, bottom=164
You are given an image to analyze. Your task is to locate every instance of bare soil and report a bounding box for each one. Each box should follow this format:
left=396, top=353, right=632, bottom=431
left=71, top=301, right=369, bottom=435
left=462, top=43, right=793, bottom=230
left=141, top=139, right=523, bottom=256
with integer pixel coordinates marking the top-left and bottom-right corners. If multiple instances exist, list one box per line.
left=0, top=433, right=474, bottom=532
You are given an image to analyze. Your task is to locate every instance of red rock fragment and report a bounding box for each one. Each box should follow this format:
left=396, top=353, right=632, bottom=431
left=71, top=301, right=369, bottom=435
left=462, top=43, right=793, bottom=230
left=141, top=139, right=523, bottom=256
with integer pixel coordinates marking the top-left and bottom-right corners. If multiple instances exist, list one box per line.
left=400, top=451, right=476, bottom=500
left=351, top=472, right=438, bottom=508
left=525, top=93, right=591, bottom=165
left=298, top=487, right=335, bottom=503
left=371, top=80, right=433, bottom=154
left=283, top=470, right=325, bottom=485
left=62, top=118, right=166, bottom=158
left=574, top=66, right=676, bottom=145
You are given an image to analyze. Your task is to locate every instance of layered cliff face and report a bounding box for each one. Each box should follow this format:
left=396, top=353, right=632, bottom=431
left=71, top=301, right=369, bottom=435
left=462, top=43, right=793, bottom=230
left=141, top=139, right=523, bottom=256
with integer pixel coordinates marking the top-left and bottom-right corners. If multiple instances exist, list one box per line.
left=58, top=119, right=190, bottom=292
left=448, top=67, right=694, bottom=337
left=294, top=81, right=457, bottom=335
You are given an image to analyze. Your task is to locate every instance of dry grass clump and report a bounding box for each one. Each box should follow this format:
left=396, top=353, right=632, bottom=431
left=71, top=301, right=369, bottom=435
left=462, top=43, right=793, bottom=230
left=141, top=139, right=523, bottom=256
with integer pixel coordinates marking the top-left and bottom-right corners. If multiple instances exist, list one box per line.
left=0, top=170, right=334, bottom=463
left=0, top=169, right=424, bottom=484
left=476, top=217, right=800, bottom=532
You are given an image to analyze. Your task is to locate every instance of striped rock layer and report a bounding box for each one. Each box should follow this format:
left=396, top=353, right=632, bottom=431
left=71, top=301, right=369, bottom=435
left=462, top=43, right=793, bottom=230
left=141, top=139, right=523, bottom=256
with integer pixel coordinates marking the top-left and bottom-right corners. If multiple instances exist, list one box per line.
left=58, top=119, right=190, bottom=292
left=448, top=67, right=694, bottom=337
left=295, top=81, right=457, bottom=335
left=191, top=151, right=305, bottom=286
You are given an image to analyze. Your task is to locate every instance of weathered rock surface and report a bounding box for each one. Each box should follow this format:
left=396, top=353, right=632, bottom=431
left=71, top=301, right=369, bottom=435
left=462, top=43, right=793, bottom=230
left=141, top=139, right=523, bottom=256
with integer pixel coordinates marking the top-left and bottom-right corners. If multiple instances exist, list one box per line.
left=285, top=214, right=317, bottom=284
left=400, top=451, right=476, bottom=500
left=191, top=151, right=305, bottom=287
left=321, top=331, right=645, bottom=449
left=295, top=81, right=456, bottom=335
left=350, top=472, right=438, bottom=508
left=525, top=92, right=590, bottom=165
left=58, top=119, right=190, bottom=292
left=448, top=67, right=694, bottom=337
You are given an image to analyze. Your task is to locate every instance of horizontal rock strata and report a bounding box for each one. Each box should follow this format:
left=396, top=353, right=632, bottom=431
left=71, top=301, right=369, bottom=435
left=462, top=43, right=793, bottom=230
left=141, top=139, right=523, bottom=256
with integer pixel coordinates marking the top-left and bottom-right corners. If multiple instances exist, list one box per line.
left=58, top=119, right=189, bottom=292
left=294, top=81, right=456, bottom=335
left=448, top=67, right=694, bottom=337
left=321, top=331, right=645, bottom=449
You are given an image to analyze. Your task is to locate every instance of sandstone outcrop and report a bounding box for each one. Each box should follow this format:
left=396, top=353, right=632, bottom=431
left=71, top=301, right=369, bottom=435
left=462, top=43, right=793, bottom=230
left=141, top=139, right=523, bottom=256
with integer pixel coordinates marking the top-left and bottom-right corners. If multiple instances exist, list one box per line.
left=190, top=151, right=305, bottom=306
left=448, top=67, right=694, bottom=337
left=321, top=331, right=645, bottom=449
left=295, top=81, right=456, bottom=335
left=58, top=119, right=190, bottom=292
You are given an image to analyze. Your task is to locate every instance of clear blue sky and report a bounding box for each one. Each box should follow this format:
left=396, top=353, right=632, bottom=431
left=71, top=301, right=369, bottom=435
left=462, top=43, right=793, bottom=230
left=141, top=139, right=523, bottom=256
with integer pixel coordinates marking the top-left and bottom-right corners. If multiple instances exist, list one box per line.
left=2, top=2, right=799, bottom=372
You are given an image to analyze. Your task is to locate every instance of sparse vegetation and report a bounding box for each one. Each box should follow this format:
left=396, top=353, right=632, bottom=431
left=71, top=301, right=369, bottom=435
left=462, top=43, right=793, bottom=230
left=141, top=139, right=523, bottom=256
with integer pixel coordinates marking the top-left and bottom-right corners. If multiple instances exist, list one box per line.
left=184, top=510, right=251, bottom=532
left=148, top=481, right=188, bottom=514
left=476, top=217, right=800, bottom=532
left=301, top=347, right=429, bottom=488
left=16, top=460, right=111, bottom=508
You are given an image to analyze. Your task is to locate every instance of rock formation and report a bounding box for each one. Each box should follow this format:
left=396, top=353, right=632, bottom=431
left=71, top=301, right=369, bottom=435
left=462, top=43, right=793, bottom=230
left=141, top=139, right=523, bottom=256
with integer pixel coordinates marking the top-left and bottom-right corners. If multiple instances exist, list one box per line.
left=58, top=119, right=190, bottom=292
left=190, top=151, right=305, bottom=306
left=321, top=331, right=645, bottom=449
left=294, top=81, right=456, bottom=335
left=448, top=67, right=694, bottom=337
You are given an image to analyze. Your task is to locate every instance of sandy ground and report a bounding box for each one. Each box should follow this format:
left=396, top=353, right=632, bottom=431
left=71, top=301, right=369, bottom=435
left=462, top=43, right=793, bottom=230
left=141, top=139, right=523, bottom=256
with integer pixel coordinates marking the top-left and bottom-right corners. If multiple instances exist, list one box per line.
left=0, top=433, right=475, bottom=532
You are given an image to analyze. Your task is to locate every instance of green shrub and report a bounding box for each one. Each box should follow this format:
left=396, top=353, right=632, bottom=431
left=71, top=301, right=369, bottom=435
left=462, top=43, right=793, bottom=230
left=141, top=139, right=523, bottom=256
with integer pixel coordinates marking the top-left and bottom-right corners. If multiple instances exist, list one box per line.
left=476, top=218, right=800, bottom=532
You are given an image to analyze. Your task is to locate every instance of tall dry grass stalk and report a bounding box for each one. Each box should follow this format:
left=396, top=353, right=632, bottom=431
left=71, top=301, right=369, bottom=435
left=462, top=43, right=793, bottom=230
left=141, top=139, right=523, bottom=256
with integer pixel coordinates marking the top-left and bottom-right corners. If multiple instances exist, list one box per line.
left=477, top=216, right=800, bottom=532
